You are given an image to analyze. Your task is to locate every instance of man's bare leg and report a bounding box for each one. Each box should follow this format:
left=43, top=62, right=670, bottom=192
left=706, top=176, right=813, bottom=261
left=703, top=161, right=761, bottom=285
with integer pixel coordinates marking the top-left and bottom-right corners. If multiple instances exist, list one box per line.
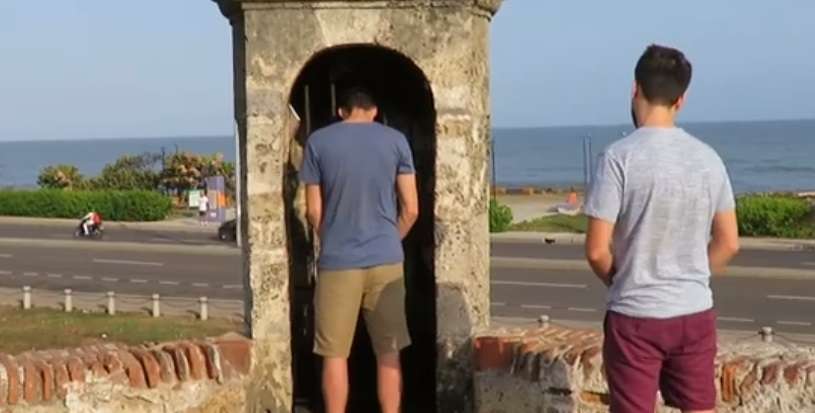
left=377, top=352, right=402, bottom=413
left=322, top=357, right=349, bottom=413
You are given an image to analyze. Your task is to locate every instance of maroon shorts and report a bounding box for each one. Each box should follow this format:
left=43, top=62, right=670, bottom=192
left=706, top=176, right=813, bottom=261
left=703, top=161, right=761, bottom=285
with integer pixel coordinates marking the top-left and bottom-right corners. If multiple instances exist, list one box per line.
left=603, top=309, right=717, bottom=412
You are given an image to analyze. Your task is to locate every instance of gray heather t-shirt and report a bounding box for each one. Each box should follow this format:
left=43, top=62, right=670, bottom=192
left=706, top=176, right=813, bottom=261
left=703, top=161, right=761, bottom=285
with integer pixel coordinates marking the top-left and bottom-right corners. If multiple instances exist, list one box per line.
left=299, top=122, right=415, bottom=271
left=585, top=127, right=735, bottom=319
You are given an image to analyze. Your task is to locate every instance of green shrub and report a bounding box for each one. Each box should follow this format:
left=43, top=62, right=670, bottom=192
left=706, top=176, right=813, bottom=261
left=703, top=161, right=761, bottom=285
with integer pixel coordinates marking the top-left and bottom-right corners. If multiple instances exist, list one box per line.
left=489, top=199, right=513, bottom=233
left=736, top=195, right=813, bottom=238
left=0, top=190, right=172, bottom=222
left=37, top=165, right=84, bottom=190
left=91, top=153, right=162, bottom=191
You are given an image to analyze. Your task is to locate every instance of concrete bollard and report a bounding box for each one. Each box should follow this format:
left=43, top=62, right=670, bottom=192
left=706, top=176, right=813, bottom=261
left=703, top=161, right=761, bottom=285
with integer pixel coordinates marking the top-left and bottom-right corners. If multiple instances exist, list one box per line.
left=199, top=296, right=208, bottom=321
left=64, top=289, right=73, bottom=312
left=760, top=326, right=774, bottom=343
left=107, top=291, right=116, bottom=315
left=22, top=286, right=31, bottom=310
left=538, top=314, right=550, bottom=328
left=152, top=294, right=160, bottom=318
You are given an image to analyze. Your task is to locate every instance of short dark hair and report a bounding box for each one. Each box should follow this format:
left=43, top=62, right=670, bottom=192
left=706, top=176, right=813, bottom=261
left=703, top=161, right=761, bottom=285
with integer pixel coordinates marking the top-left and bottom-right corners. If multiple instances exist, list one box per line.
left=340, top=87, right=377, bottom=111
left=635, top=45, right=692, bottom=106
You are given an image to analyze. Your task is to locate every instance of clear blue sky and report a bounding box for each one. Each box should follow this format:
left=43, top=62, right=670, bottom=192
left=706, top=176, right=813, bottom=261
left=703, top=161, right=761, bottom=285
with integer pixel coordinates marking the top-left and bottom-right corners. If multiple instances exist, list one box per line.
left=1, top=1, right=813, bottom=140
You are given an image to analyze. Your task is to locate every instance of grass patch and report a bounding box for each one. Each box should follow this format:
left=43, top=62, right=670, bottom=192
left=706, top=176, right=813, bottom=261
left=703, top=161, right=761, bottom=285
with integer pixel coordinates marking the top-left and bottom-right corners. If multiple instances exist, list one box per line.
left=511, top=214, right=588, bottom=233
left=0, top=306, right=243, bottom=355
left=168, top=208, right=197, bottom=219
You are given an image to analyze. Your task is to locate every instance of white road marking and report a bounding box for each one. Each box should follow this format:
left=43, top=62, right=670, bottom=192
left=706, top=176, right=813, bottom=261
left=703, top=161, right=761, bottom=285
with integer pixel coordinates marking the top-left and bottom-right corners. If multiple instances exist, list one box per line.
left=767, top=294, right=815, bottom=302
left=0, top=270, right=11, bottom=275
left=72, top=275, right=92, bottom=280
left=777, top=320, right=812, bottom=327
left=491, top=302, right=507, bottom=307
left=101, top=277, right=119, bottom=282
left=717, top=316, right=755, bottom=323
left=92, top=258, right=164, bottom=267
left=491, top=280, right=587, bottom=289
left=159, top=281, right=180, bottom=286
left=47, top=273, right=63, bottom=278
left=567, top=307, right=597, bottom=313
left=192, top=283, right=210, bottom=288
left=521, top=304, right=553, bottom=310
left=803, top=262, right=815, bottom=267
left=23, top=272, right=39, bottom=277
left=0, top=254, right=12, bottom=258
left=130, top=279, right=148, bottom=284
left=222, top=284, right=242, bottom=290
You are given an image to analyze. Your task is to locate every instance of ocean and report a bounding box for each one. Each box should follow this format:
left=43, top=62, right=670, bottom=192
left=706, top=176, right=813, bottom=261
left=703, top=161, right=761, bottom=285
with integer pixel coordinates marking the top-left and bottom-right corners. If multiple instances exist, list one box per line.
left=1, top=119, right=813, bottom=194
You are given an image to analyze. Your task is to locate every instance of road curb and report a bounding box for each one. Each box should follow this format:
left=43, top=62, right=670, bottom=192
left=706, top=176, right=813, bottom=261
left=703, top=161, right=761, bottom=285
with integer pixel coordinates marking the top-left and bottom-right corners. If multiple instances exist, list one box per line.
left=0, top=216, right=216, bottom=234
left=491, top=232, right=815, bottom=252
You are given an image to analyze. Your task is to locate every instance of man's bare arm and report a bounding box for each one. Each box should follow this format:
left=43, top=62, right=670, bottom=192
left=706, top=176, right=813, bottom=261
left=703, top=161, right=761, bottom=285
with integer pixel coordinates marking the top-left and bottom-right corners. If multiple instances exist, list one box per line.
left=305, top=184, right=323, bottom=231
left=396, top=174, right=419, bottom=239
left=709, top=209, right=740, bottom=275
left=585, top=217, right=616, bottom=286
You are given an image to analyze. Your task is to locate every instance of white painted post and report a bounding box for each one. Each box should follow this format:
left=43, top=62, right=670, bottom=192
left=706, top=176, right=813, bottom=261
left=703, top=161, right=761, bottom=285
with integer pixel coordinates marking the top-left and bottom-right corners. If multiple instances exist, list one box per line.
left=760, top=326, right=774, bottom=343
left=22, top=286, right=31, bottom=310
left=64, top=289, right=72, bottom=312
left=107, top=291, right=116, bottom=315
left=199, top=296, right=209, bottom=321
left=538, top=314, right=550, bottom=328
left=152, top=294, right=160, bottom=318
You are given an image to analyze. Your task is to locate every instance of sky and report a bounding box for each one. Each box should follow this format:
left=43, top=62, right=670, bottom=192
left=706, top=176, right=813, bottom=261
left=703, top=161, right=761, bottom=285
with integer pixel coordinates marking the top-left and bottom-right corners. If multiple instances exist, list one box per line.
left=1, top=1, right=814, bottom=140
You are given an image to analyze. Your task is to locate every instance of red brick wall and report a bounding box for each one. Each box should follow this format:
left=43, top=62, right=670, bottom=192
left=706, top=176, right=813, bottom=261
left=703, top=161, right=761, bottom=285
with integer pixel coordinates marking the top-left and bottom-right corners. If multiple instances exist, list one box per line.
left=473, top=325, right=815, bottom=413
left=0, top=334, right=250, bottom=408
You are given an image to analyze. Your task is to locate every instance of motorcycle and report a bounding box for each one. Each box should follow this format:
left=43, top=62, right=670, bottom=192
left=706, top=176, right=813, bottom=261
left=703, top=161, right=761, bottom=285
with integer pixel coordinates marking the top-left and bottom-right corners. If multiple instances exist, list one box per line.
left=74, top=223, right=104, bottom=239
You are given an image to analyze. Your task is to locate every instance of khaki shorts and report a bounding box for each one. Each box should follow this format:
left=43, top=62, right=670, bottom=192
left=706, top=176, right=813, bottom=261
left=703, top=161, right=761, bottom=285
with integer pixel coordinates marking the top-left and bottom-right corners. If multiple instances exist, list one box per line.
left=314, top=263, right=411, bottom=358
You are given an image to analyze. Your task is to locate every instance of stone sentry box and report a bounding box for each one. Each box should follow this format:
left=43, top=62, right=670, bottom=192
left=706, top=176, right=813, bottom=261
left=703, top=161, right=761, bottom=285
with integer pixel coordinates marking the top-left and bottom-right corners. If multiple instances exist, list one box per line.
left=212, top=1, right=502, bottom=411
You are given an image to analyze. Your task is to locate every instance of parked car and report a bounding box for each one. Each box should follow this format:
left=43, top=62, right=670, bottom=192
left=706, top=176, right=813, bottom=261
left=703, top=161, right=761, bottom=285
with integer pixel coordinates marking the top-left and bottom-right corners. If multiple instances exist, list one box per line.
left=218, top=219, right=237, bottom=241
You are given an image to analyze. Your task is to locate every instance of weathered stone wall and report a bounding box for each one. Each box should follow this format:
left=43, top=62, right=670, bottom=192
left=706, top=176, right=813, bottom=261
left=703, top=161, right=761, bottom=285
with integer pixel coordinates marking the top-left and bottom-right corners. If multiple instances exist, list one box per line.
left=0, top=334, right=251, bottom=412
left=473, top=325, right=815, bottom=412
left=215, top=1, right=502, bottom=411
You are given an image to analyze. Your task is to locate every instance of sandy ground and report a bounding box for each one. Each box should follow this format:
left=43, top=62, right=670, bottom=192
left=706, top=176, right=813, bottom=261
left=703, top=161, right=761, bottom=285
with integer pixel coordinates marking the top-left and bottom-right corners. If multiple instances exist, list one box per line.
left=496, top=193, right=583, bottom=223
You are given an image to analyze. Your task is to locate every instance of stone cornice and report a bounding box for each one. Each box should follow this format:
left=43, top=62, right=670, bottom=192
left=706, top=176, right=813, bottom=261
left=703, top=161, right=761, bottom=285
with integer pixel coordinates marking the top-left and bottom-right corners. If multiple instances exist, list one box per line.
left=212, top=0, right=503, bottom=19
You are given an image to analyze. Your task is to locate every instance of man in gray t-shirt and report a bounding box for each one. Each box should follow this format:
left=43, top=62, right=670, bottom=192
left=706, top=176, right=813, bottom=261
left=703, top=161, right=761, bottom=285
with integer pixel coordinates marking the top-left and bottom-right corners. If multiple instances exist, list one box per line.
left=300, top=87, right=418, bottom=413
left=585, top=45, right=740, bottom=413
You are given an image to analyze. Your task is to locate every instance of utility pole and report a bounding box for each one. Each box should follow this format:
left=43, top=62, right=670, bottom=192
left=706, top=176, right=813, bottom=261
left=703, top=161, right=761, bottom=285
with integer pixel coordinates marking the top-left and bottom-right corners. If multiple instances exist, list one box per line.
left=582, top=135, right=593, bottom=189
left=234, top=121, right=242, bottom=248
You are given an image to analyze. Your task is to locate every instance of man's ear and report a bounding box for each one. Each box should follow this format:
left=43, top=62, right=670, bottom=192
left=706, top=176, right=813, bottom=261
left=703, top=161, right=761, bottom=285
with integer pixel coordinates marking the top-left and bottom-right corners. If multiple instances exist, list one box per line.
left=674, top=93, right=687, bottom=112
left=632, top=81, right=639, bottom=99
left=338, top=108, right=347, bottom=119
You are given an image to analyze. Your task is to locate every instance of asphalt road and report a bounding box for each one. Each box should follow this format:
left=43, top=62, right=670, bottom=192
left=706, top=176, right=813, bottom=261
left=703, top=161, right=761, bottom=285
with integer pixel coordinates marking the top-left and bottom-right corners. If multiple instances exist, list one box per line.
left=0, top=221, right=222, bottom=246
left=492, top=242, right=815, bottom=270
left=0, top=234, right=813, bottom=334
left=0, top=243, right=243, bottom=300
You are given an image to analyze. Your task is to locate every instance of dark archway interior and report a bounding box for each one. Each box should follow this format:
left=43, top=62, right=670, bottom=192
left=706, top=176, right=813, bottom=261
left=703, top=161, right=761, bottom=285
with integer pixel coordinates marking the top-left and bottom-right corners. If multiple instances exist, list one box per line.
left=286, top=46, right=437, bottom=412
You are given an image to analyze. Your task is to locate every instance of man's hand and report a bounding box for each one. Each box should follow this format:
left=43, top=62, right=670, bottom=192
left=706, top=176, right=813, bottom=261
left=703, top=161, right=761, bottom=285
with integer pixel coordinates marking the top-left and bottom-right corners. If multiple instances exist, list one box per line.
left=305, top=184, right=323, bottom=231
left=396, top=174, right=419, bottom=239
left=709, top=209, right=740, bottom=274
left=586, top=217, right=616, bottom=286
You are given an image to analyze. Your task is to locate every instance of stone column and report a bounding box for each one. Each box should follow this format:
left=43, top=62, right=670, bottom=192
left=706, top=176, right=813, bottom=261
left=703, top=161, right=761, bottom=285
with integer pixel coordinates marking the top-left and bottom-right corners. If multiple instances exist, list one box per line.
left=406, top=10, right=498, bottom=412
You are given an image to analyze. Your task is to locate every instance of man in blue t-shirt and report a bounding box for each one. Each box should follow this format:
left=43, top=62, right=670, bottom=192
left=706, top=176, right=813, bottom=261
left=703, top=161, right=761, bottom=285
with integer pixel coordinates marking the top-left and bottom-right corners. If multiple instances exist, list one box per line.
left=299, top=87, right=418, bottom=413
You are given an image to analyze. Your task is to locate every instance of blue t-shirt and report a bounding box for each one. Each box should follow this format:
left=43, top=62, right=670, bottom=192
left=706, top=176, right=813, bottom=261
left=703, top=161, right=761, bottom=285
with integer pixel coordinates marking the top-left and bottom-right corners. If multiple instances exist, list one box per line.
left=299, top=122, right=415, bottom=271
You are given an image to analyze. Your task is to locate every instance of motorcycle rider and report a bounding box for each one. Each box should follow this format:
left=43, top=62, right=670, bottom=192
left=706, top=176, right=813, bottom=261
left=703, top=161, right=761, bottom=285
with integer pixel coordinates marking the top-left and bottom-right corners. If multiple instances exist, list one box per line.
left=80, top=211, right=102, bottom=236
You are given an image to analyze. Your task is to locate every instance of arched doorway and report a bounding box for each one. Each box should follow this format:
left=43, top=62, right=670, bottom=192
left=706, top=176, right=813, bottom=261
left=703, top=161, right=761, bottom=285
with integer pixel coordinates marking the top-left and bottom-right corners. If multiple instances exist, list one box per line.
left=286, top=45, right=437, bottom=412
